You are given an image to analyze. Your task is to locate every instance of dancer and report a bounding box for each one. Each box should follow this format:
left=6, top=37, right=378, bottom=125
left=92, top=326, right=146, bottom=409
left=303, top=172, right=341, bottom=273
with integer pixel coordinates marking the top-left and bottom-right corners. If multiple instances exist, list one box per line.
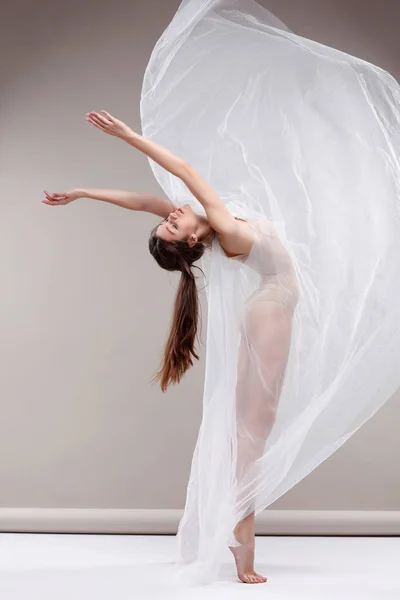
left=43, top=0, right=400, bottom=587
left=43, top=109, right=299, bottom=583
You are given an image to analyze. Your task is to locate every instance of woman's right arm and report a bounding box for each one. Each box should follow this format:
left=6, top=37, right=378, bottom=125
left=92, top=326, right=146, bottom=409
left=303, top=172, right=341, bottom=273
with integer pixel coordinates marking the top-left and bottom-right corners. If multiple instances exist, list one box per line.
left=42, top=188, right=175, bottom=218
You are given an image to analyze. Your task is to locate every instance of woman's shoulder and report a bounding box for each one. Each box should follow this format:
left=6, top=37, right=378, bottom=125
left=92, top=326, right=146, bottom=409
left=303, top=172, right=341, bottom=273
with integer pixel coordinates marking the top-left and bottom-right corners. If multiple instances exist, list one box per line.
left=217, top=215, right=256, bottom=258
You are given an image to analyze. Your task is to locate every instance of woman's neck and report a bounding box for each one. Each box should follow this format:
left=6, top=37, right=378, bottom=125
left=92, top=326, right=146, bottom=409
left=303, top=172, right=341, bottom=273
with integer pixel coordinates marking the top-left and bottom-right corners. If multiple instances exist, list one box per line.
left=197, top=216, right=214, bottom=246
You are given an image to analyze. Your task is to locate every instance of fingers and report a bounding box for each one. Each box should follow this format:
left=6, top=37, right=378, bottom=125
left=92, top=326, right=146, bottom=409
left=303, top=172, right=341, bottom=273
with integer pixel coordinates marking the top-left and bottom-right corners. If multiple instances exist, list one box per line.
left=86, top=113, right=107, bottom=131
left=42, top=190, right=66, bottom=205
left=44, top=190, right=66, bottom=200
left=42, top=199, right=65, bottom=205
left=101, top=110, right=114, bottom=121
left=88, top=112, right=106, bottom=124
left=86, top=110, right=117, bottom=134
left=87, top=111, right=112, bottom=125
left=93, top=110, right=113, bottom=123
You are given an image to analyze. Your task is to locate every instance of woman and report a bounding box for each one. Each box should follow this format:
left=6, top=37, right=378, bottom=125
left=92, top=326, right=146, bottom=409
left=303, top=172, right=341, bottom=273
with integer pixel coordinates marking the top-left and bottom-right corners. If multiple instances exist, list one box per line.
left=43, top=109, right=299, bottom=584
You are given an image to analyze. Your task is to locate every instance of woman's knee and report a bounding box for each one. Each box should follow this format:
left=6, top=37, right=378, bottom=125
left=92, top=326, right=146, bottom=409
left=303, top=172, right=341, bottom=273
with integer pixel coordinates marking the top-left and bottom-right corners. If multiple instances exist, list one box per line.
left=251, top=402, right=277, bottom=439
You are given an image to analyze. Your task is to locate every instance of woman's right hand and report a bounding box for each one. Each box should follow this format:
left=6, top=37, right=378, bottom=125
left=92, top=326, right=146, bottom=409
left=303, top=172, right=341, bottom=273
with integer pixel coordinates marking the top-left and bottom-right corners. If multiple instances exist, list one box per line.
left=42, top=188, right=84, bottom=206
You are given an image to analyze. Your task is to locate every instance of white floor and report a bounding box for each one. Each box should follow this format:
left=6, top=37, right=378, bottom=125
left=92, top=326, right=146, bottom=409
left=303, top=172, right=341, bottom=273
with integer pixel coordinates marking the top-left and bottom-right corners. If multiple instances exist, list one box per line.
left=0, top=534, right=399, bottom=599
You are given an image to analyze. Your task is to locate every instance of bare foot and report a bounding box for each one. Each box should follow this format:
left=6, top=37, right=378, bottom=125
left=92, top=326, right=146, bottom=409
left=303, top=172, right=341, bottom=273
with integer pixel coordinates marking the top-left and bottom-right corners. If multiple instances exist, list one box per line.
left=229, top=512, right=267, bottom=584
left=229, top=543, right=267, bottom=583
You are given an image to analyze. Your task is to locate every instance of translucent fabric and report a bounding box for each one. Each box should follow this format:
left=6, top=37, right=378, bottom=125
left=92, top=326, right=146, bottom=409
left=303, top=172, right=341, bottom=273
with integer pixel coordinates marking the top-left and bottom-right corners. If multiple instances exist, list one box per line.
left=140, top=0, right=400, bottom=584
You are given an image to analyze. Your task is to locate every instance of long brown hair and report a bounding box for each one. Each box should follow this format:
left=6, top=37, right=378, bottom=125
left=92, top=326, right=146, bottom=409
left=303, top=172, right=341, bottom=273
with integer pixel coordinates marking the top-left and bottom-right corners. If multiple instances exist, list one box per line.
left=148, top=222, right=209, bottom=392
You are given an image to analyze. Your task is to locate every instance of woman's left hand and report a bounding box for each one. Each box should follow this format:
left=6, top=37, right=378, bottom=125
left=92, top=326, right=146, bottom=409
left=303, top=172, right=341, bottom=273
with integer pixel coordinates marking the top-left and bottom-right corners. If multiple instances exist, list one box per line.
left=86, top=110, right=133, bottom=140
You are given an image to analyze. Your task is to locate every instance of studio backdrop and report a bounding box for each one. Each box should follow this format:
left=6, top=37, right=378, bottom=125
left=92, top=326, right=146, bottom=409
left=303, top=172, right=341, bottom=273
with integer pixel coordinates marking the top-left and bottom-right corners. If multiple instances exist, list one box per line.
left=0, top=0, right=399, bottom=534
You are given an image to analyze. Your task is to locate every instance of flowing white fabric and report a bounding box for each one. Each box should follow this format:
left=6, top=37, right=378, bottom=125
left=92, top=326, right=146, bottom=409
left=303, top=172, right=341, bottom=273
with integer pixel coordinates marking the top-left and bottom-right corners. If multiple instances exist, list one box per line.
left=140, top=0, right=400, bottom=584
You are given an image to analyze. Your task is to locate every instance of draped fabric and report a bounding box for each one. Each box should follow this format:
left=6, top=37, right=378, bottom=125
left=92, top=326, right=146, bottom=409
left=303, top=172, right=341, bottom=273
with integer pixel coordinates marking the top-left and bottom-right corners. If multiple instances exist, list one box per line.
left=140, top=0, right=400, bottom=584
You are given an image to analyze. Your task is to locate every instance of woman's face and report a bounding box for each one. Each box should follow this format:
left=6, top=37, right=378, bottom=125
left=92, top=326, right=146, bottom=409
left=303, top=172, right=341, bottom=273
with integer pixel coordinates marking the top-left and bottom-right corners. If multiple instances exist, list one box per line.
left=156, top=204, right=200, bottom=244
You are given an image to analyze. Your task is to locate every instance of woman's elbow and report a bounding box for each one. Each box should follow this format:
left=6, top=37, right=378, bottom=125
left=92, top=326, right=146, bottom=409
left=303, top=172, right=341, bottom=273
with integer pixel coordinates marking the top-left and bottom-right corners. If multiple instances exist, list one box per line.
left=176, top=160, right=193, bottom=179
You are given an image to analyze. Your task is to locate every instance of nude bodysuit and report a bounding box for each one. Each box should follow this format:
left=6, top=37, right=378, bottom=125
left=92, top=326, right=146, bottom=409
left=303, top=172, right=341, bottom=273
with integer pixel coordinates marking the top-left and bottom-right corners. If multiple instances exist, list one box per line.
left=228, top=217, right=300, bottom=518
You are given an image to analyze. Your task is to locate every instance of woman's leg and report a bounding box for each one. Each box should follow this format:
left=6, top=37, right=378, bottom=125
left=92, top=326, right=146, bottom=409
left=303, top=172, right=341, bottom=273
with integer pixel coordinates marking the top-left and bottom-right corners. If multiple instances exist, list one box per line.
left=230, top=297, right=294, bottom=584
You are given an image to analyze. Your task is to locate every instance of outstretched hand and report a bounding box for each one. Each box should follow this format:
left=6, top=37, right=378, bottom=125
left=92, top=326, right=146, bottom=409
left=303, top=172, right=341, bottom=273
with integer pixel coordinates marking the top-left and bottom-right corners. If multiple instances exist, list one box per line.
left=86, top=110, right=133, bottom=140
left=42, top=189, right=83, bottom=206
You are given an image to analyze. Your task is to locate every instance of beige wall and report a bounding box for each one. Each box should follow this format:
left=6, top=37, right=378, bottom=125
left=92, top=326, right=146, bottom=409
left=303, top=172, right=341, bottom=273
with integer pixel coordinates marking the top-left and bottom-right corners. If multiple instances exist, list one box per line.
left=1, top=0, right=399, bottom=515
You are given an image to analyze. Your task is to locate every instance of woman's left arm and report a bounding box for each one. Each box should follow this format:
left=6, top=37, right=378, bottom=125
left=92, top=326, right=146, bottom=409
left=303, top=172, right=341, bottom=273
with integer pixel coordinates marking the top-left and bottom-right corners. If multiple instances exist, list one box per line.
left=87, top=110, right=238, bottom=235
